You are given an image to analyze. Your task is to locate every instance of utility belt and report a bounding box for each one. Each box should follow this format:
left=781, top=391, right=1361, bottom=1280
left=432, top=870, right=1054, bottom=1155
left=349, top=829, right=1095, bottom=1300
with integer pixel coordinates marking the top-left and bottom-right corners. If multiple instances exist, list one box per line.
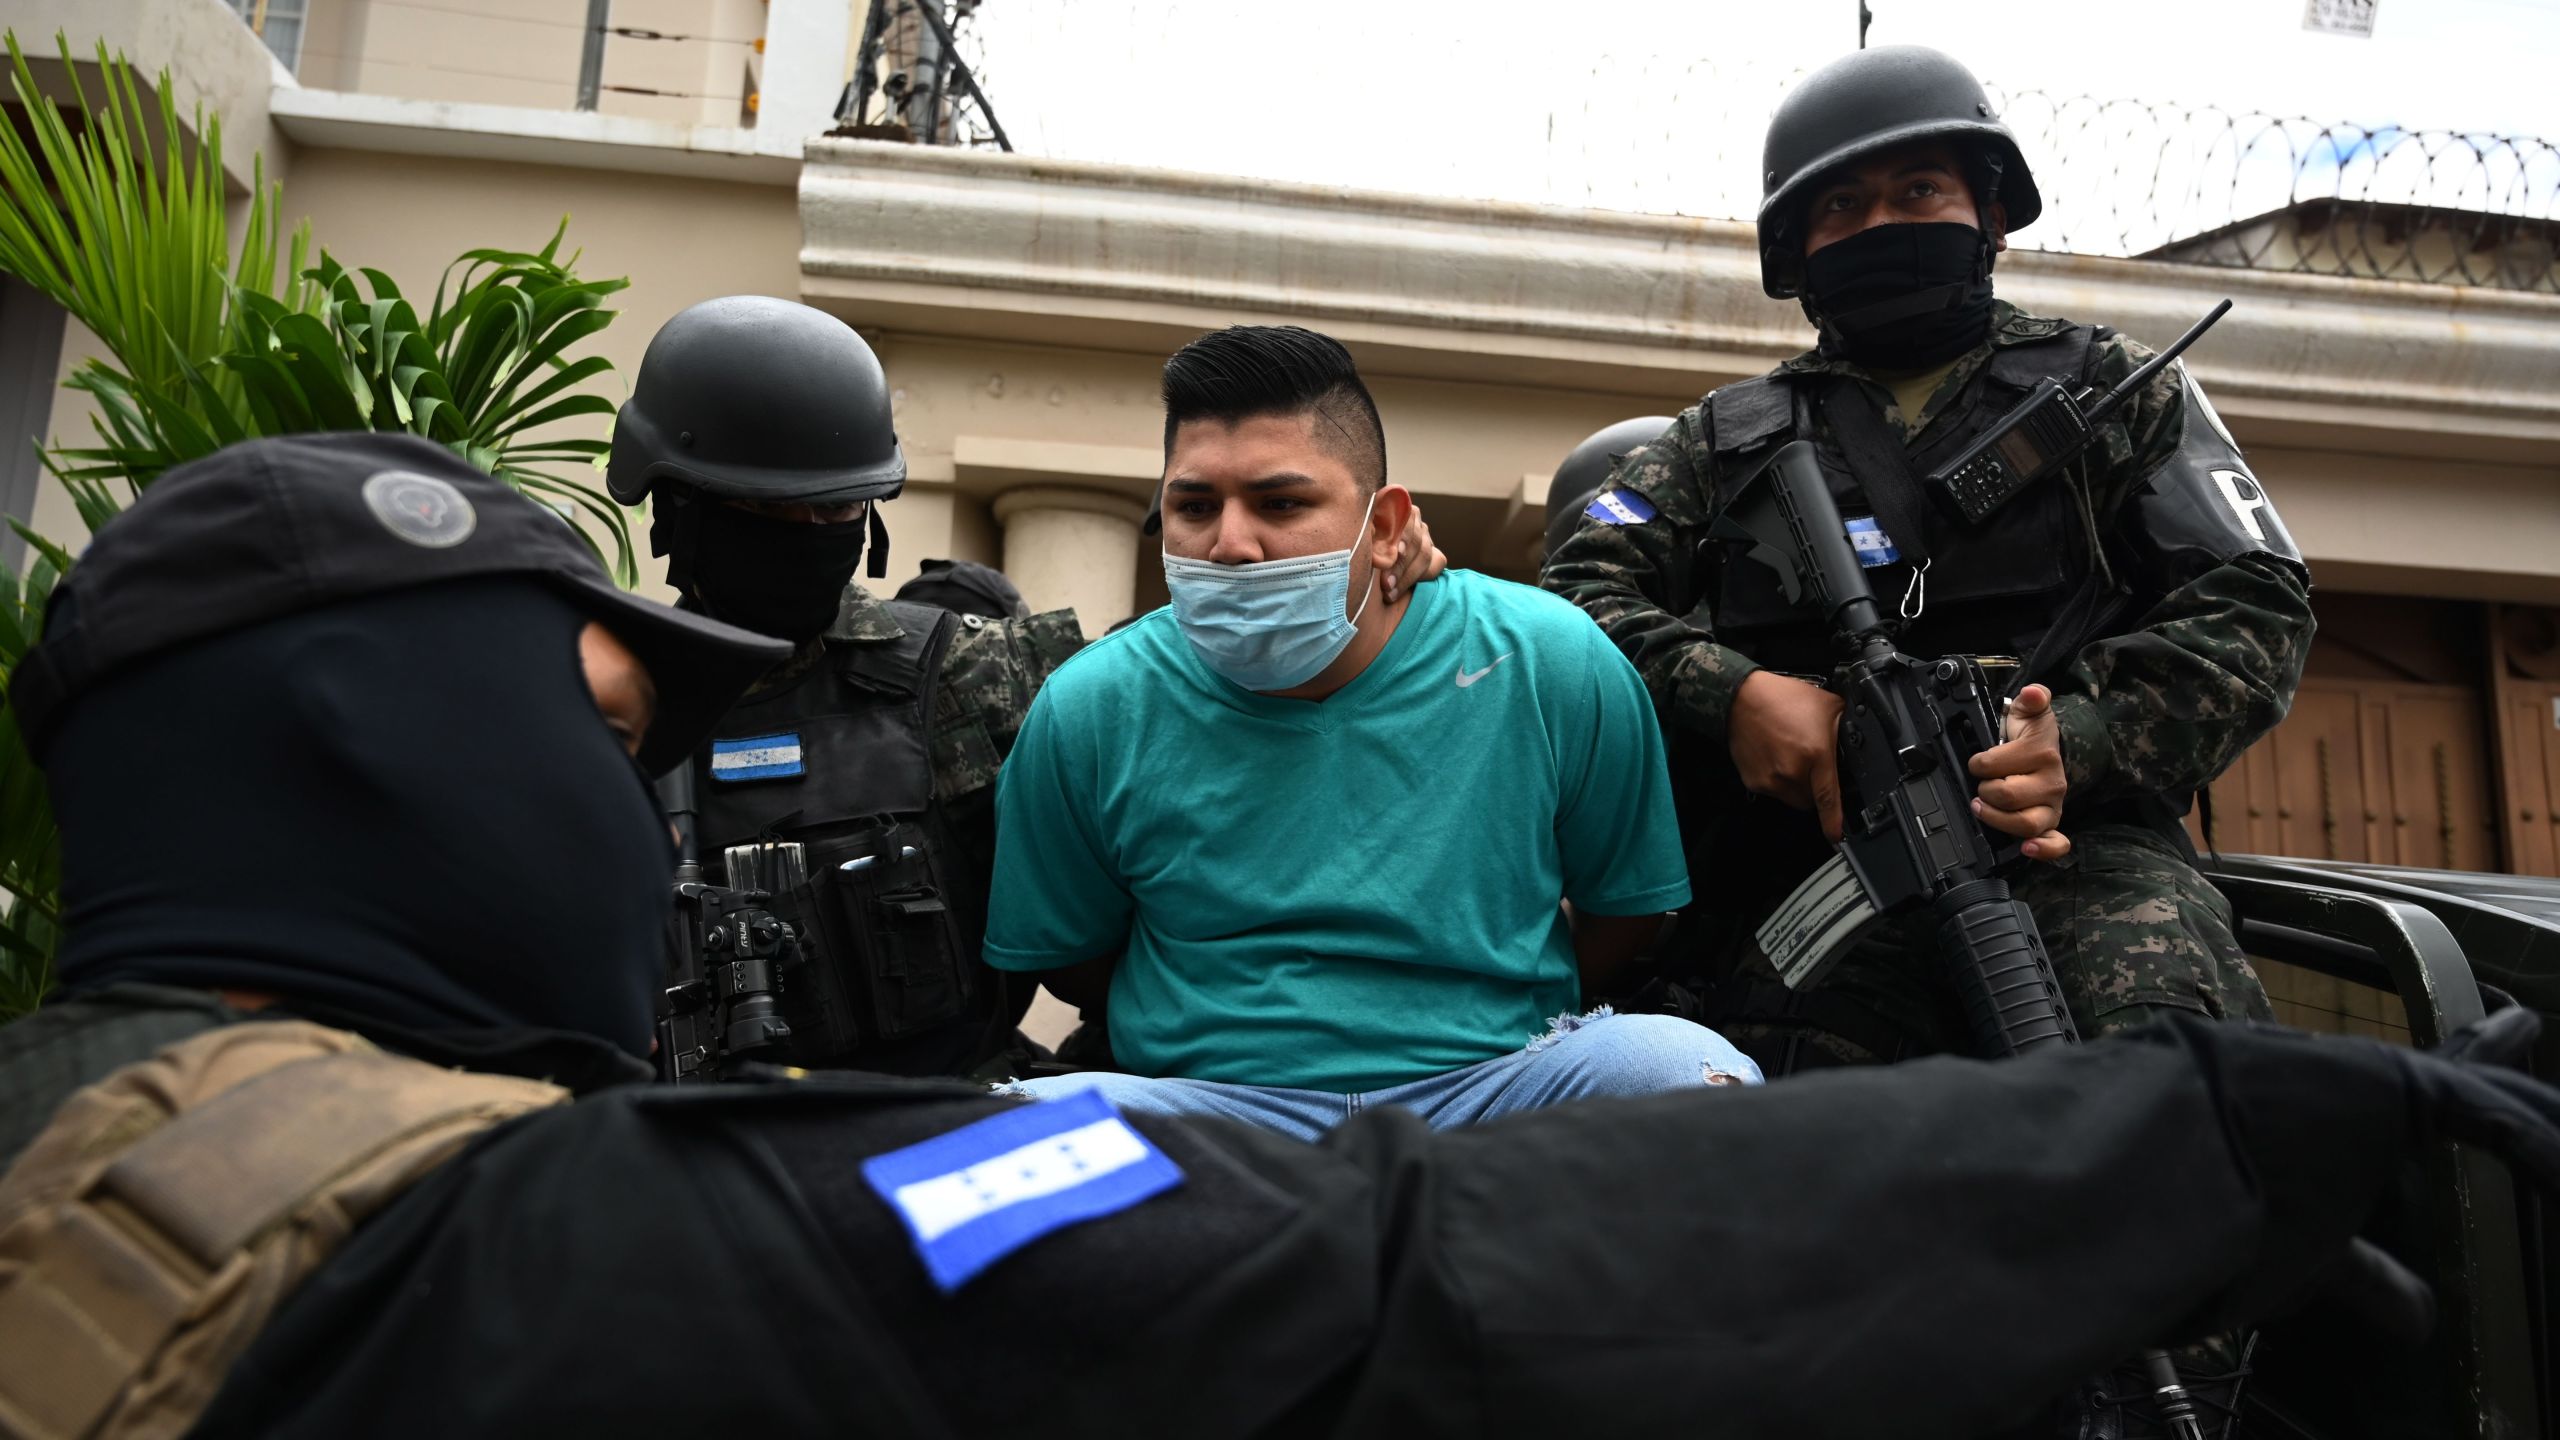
left=0, top=1022, right=565, bottom=1439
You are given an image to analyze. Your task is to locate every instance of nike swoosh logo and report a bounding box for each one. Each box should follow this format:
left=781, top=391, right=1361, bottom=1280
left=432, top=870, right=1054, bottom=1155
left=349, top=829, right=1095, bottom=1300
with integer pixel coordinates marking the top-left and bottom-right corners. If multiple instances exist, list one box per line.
left=1455, top=653, right=1513, bottom=688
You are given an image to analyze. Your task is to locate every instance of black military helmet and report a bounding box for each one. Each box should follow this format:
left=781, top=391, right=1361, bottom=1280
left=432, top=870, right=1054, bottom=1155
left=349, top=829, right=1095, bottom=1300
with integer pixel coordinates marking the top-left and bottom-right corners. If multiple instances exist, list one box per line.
left=1756, top=46, right=2043, bottom=299
left=1545, top=417, right=1674, bottom=560
left=896, top=558, right=1030, bottom=621
left=607, top=296, right=906, bottom=506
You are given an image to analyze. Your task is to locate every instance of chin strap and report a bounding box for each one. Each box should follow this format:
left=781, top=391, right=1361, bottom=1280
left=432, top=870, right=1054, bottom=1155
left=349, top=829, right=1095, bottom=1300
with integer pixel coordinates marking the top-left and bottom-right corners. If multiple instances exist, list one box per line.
left=867, top=503, right=891, bottom=579
left=653, top=486, right=702, bottom=595
left=1971, top=149, right=2006, bottom=282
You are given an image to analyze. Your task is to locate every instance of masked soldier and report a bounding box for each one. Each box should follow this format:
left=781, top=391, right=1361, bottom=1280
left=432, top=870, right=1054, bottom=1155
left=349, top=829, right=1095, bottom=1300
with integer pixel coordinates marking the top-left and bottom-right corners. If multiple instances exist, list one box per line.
left=607, top=296, right=1087, bottom=1078
left=1543, top=49, right=2315, bottom=1426
left=1547, top=43, right=2310, bottom=1068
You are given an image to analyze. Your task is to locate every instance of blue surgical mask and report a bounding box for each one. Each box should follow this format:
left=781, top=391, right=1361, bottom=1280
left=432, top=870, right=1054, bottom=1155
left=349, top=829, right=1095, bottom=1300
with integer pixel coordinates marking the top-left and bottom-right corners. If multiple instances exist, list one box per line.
left=1163, top=494, right=1379, bottom=692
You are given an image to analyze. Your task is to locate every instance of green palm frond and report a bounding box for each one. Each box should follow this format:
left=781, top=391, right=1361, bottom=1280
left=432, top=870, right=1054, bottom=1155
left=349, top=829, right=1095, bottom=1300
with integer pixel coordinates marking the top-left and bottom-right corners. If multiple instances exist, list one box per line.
left=0, top=32, right=639, bottom=1018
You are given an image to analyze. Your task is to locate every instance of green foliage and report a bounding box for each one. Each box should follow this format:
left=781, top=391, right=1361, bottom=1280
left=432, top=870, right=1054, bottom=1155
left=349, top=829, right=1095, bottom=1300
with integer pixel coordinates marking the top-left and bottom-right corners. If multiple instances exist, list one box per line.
left=0, top=33, right=638, bottom=1019
left=0, top=523, right=66, bottom=1019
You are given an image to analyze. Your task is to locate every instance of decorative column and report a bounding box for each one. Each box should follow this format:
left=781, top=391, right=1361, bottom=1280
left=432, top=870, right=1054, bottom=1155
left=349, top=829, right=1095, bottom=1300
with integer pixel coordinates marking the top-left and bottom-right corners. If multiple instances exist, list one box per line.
left=992, top=486, right=1150, bottom=638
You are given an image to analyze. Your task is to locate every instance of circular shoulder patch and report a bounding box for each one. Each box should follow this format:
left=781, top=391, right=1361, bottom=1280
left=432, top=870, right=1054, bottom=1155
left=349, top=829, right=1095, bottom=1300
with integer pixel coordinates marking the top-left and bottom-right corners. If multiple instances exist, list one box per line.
left=362, top=470, right=477, bottom=549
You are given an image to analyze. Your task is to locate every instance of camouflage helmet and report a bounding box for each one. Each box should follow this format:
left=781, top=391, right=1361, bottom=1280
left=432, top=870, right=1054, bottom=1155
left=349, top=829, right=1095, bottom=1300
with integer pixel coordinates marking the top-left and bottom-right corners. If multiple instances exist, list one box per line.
left=1756, top=46, right=2043, bottom=299
left=607, top=296, right=906, bottom=507
left=1545, top=417, right=1675, bottom=560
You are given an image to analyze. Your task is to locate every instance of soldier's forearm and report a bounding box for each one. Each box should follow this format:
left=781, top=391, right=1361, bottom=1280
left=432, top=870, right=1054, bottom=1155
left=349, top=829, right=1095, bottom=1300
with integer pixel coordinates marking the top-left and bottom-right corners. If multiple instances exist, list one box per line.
left=1544, top=539, right=1757, bottom=742
left=2052, top=555, right=2313, bottom=805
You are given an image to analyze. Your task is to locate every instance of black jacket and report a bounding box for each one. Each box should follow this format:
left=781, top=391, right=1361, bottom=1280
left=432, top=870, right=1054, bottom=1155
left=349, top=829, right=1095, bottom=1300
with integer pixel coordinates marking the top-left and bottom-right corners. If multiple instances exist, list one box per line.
left=0, top=985, right=2421, bottom=1438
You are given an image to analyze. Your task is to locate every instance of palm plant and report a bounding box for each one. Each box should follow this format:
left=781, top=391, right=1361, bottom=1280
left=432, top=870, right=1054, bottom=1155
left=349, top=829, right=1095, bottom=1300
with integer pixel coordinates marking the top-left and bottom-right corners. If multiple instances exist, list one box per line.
left=0, top=33, right=637, bottom=1018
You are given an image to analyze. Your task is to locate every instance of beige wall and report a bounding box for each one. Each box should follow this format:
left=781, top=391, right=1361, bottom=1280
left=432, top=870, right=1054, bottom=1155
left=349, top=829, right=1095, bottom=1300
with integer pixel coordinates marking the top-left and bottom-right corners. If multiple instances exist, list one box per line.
left=862, top=331, right=1686, bottom=627
left=294, top=0, right=767, bottom=126
left=318, top=0, right=588, bottom=112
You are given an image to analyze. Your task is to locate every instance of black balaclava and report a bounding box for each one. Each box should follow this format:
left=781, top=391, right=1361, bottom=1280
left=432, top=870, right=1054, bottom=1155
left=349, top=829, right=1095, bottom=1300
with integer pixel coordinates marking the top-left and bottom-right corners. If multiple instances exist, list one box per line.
left=661, top=491, right=871, bottom=641
left=1800, top=219, right=1997, bottom=371
left=46, top=577, right=675, bottom=1057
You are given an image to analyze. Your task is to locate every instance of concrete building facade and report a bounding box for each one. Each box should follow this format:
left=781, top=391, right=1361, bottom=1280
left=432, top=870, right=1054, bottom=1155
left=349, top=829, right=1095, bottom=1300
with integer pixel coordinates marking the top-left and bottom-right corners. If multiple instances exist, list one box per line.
left=9, top=0, right=2560, bottom=885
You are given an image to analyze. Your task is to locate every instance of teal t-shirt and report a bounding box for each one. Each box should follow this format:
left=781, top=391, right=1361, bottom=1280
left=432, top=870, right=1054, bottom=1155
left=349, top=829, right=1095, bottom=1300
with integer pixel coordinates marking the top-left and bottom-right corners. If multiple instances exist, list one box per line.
left=984, top=569, right=1691, bottom=1092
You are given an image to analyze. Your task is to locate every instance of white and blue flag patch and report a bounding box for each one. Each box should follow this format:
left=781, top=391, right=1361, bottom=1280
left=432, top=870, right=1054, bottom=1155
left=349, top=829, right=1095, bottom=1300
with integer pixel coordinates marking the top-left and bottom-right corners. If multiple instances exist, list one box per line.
left=862, top=1089, right=1185, bottom=1292
left=1845, top=516, right=1900, bottom=568
left=708, top=732, right=804, bottom=782
left=1583, top=489, right=1657, bottom=526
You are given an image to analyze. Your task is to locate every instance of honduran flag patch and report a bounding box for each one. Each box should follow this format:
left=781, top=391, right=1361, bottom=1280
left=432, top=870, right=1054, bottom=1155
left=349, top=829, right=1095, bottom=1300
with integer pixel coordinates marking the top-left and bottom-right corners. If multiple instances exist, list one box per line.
left=709, top=732, right=804, bottom=782
left=1583, top=488, right=1657, bottom=525
left=863, top=1088, right=1186, bottom=1292
left=1845, top=516, right=1901, bottom=568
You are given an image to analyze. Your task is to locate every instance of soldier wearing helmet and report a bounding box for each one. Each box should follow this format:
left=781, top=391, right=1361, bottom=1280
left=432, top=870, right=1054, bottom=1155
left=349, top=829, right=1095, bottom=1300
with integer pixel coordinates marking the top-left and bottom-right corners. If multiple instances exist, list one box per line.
left=609, top=296, right=1091, bottom=1078
left=1543, top=45, right=2314, bottom=1427
left=611, top=298, right=1447, bottom=1077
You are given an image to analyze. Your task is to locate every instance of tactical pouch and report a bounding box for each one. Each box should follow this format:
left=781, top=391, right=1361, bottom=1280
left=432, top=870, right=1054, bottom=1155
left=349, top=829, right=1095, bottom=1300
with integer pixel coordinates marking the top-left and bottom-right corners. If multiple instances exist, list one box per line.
left=806, top=820, right=973, bottom=1044
left=0, top=1023, right=565, bottom=1440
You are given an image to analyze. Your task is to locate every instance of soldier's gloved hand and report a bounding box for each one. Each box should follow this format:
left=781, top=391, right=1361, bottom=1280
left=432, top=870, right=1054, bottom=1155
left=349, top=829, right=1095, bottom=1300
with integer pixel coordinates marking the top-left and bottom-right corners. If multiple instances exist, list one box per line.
left=1968, top=683, right=2070, bottom=862
left=1729, top=670, right=1848, bottom=841
left=2177, top=1007, right=2560, bottom=1338
left=1381, top=504, right=1448, bottom=605
left=2388, top=1005, right=2560, bottom=1186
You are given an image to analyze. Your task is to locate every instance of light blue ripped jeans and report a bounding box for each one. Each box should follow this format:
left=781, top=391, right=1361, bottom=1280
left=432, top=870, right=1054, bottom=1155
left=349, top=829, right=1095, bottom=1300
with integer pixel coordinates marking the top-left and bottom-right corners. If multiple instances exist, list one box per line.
left=1001, top=1006, right=1763, bottom=1144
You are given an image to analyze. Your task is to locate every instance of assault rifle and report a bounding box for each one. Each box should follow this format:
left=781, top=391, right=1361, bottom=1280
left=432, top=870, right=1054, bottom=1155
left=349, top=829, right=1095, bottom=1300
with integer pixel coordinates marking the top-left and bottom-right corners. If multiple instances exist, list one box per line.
left=654, top=764, right=807, bottom=1084
left=1716, top=439, right=2076, bottom=1055
left=1715, top=438, right=2218, bottom=1436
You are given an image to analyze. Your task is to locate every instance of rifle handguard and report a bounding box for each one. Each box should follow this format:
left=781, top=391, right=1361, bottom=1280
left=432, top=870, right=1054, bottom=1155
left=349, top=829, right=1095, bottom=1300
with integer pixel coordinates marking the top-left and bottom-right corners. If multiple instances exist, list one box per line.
left=1935, top=877, right=2079, bottom=1057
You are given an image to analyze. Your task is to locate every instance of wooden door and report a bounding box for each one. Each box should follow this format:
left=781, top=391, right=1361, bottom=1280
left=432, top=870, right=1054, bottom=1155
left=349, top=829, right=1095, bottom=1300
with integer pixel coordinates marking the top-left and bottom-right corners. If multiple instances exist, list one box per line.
left=2500, top=682, right=2560, bottom=877
left=2373, top=686, right=2500, bottom=872
left=2189, top=680, right=2498, bottom=871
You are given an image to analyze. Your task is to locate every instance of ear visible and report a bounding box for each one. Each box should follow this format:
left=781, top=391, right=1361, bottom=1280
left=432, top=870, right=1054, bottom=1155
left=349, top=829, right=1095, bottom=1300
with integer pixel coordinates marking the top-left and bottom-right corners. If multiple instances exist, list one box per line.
left=1988, top=200, right=2010, bottom=255
left=1366, top=486, right=1415, bottom=570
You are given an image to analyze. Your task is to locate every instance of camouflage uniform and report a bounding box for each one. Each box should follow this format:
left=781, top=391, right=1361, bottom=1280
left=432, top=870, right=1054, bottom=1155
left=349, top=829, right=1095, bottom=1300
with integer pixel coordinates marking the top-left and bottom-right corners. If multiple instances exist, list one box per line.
left=1544, top=303, right=2312, bottom=1070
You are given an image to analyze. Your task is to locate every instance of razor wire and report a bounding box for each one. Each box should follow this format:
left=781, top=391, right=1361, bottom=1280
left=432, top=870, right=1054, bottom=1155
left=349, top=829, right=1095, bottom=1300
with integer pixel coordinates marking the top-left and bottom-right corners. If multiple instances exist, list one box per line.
left=958, top=6, right=2560, bottom=296
left=1537, top=57, right=2560, bottom=292
left=1990, top=88, right=2560, bottom=291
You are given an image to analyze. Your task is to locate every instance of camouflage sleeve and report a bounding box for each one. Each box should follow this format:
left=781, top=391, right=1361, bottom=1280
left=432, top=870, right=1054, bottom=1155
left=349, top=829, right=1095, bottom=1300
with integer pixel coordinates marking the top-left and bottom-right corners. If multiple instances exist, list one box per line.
left=2049, top=554, right=2312, bottom=803
left=929, top=608, right=1087, bottom=801
left=2083, top=329, right=2187, bottom=488
left=1538, top=410, right=1762, bottom=741
left=2048, top=337, right=2315, bottom=803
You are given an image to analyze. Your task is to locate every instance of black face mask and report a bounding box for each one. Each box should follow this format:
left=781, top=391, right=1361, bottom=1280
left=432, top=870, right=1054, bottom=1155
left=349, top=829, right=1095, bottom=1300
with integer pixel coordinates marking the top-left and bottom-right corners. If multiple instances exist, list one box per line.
left=48, top=579, right=676, bottom=1057
left=674, top=500, right=873, bottom=642
left=1801, top=220, right=1997, bottom=371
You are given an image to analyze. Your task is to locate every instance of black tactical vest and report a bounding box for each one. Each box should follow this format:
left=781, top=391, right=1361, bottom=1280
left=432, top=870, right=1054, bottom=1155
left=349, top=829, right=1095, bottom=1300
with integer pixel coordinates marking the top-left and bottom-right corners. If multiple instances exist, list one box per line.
left=1702, top=323, right=2108, bottom=678
left=1683, top=320, right=2199, bottom=871
left=692, top=600, right=992, bottom=1071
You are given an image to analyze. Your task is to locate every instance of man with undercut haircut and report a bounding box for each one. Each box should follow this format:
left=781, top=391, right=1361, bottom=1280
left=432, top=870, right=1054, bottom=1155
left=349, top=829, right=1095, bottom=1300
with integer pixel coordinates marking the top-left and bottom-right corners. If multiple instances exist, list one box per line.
left=987, top=325, right=1758, bottom=1141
